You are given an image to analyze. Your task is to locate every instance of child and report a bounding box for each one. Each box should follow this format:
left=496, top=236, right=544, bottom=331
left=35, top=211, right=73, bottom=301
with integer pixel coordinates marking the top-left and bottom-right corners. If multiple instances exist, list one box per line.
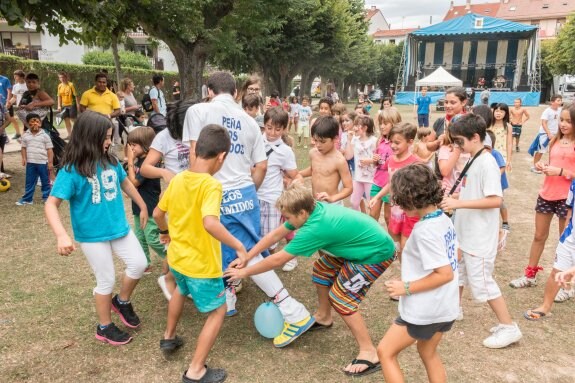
left=288, top=96, right=299, bottom=133
left=339, top=111, right=357, bottom=176
left=354, top=104, right=365, bottom=116
left=415, top=87, right=432, bottom=128
left=16, top=113, right=53, bottom=205
left=242, top=93, right=261, bottom=119
left=378, top=163, right=458, bottom=383
left=224, top=183, right=396, bottom=378
left=297, top=96, right=312, bottom=148
left=257, top=107, right=299, bottom=262
left=133, top=110, right=146, bottom=126
left=299, top=116, right=352, bottom=204
left=309, top=97, right=334, bottom=145
left=412, top=127, right=435, bottom=167
left=371, top=123, right=420, bottom=257
left=56, top=71, right=79, bottom=137
left=509, top=98, right=530, bottom=152
left=489, top=103, right=513, bottom=168
left=530, top=95, right=562, bottom=173
left=154, top=124, right=244, bottom=383
left=45, top=111, right=149, bottom=345
left=485, top=130, right=510, bottom=250
left=7, top=69, right=27, bottom=139
left=344, top=115, right=377, bottom=212
left=440, top=114, right=522, bottom=348
left=370, top=108, right=401, bottom=226
left=126, top=127, right=165, bottom=272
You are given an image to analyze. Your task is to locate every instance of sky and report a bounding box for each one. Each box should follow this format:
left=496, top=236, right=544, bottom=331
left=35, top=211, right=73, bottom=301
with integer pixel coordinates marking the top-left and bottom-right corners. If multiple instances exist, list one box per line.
left=365, top=0, right=500, bottom=29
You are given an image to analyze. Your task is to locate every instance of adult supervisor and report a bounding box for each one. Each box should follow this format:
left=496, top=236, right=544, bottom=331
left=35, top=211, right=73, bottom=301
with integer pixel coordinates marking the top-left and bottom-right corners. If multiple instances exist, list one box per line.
left=182, top=72, right=314, bottom=347
left=79, top=73, right=120, bottom=119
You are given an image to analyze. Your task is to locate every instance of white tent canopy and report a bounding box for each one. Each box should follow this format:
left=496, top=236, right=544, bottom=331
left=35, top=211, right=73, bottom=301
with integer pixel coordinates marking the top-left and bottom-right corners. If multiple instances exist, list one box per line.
left=415, top=66, right=462, bottom=87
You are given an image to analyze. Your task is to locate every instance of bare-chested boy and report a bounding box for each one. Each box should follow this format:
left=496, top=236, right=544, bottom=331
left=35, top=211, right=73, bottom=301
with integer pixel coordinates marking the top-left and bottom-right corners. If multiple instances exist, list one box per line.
left=509, top=98, right=530, bottom=152
left=299, top=116, right=352, bottom=204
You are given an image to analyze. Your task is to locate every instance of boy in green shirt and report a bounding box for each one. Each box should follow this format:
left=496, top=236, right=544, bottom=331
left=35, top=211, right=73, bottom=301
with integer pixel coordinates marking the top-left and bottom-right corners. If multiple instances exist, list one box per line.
left=224, top=184, right=396, bottom=377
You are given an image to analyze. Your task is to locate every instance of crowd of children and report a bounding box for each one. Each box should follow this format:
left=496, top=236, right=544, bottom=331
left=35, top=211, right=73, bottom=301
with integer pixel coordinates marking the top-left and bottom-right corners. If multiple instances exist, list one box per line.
left=0, top=69, right=567, bottom=383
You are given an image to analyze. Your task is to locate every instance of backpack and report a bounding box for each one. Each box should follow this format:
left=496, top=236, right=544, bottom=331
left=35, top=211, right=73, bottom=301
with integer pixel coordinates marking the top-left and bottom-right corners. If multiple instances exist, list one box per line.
left=141, top=87, right=155, bottom=112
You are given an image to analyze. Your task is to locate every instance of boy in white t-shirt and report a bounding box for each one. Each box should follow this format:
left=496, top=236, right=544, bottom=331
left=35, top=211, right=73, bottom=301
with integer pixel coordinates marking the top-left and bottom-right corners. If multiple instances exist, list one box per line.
left=440, top=114, right=522, bottom=349
left=531, top=94, right=562, bottom=172
left=297, top=96, right=312, bottom=148
left=378, top=163, right=458, bottom=383
left=257, top=107, right=299, bottom=267
left=7, top=69, right=27, bottom=139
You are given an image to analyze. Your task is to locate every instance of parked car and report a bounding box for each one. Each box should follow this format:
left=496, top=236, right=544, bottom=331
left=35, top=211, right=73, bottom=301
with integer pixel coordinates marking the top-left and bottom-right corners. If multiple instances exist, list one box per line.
left=368, top=89, right=382, bottom=103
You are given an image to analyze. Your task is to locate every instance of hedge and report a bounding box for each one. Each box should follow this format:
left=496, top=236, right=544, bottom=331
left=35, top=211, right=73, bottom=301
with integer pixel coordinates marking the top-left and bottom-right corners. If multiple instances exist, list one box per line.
left=0, top=54, right=179, bottom=101
left=82, top=51, right=153, bottom=70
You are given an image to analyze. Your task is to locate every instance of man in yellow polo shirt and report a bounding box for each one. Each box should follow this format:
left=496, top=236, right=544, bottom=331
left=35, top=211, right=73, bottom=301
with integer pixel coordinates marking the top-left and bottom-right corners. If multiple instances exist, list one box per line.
left=79, top=73, right=120, bottom=118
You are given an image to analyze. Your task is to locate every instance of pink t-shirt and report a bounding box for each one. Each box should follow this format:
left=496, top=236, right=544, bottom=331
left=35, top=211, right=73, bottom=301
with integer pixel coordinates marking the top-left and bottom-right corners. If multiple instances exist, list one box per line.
left=540, top=142, right=575, bottom=201
left=373, top=139, right=393, bottom=187
left=437, top=145, right=470, bottom=193
left=387, top=153, right=420, bottom=180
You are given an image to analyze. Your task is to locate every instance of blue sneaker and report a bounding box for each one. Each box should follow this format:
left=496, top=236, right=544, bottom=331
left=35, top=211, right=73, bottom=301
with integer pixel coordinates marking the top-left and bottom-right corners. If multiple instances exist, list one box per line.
left=15, top=200, right=33, bottom=206
left=273, top=315, right=315, bottom=348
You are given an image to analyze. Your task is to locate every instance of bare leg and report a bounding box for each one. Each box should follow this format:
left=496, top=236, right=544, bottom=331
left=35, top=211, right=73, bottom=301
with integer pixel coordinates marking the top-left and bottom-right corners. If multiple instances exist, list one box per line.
left=487, top=296, right=513, bottom=325
left=527, top=268, right=561, bottom=318
left=500, top=206, right=509, bottom=224
left=10, top=116, right=21, bottom=136
left=185, top=304, right=226, bottom=380
left=526, top=212, right=553, bottom=267
left=118, top=275, right=139, bottom=302
left=314, top=284, right=333, bottom=325
left=164, top=287, right=185, bottom=339
left=370, top=198, right=382, bottom=222
left=95, top=293, right=113, bottom=325
left=383, top=203, right=391, bottom=229
left=533, top=152, right=542, bottom=167
left=417, top=332, right=447, bottom=383
left=64, top=117, right=72, bottom=137
left=377, top=323, right=416, bottom=383
left=342, top=312, right=379, bottom=374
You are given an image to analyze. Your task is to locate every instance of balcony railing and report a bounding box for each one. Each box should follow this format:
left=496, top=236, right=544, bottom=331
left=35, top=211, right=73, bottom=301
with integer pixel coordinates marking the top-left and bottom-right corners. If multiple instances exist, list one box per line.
left=1, top=46, right=41, bottom=60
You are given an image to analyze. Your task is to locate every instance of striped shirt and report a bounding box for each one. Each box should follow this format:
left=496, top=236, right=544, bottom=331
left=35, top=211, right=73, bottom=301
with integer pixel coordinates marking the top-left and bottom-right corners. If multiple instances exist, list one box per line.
left=21, top=130, right=53, bottom=164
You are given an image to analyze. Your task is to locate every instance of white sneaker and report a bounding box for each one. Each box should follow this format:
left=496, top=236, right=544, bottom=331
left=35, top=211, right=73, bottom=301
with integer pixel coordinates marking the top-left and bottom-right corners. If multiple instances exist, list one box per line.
left=282, top=258, right=298, bottom=272
left=483, top=323, right=522, bottom=349
left=489, top=324, right=504, bottom=334
left=456, top=306, right=463, bottom=321
left=225, top=287, right=237, bottom=317
left=509, top=275, right=537, bottom=288
left=157, top=275, right=172, bottom=301
left=554, top=287, right=575, bottom=303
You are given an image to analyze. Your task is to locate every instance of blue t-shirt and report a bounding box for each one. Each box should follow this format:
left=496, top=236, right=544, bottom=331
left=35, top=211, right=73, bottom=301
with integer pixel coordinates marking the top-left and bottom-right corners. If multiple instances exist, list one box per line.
left=560, top=180, right=575, bottom=242
left=149, top=86, right=166, bottom=116
left=0, top=76, right=12, bottom=104
left=416, top=95, right=431, bottom=115
left=491, top=149, right=508, bottom=190
left=51, top=162, right=130, bottom=243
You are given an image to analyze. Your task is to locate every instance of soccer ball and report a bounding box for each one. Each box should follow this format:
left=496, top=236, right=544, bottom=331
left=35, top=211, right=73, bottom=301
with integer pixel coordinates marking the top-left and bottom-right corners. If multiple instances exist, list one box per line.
left=0, top=178, right=10, bottom=192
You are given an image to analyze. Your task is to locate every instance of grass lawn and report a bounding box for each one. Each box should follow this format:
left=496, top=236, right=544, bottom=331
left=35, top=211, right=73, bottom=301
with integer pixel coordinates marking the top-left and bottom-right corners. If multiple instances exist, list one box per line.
left=1, top=105, right=575, bottom=382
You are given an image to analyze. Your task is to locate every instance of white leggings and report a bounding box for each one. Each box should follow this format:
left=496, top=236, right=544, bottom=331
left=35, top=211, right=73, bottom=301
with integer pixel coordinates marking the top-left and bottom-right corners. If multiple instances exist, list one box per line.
left=350, top=181, right=372, bottom=211
left=80, top=230, right=147, bottom=295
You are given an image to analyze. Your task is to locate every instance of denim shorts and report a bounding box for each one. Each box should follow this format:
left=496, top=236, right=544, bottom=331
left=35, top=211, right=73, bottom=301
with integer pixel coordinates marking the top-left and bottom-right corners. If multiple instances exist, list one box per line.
left=170, top=268, right=225, bottom=313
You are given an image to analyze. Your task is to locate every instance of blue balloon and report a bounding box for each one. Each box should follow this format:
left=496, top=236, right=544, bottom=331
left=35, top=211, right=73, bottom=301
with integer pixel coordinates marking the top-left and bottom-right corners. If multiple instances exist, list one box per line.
left=254, top=302, right=284, bottom=339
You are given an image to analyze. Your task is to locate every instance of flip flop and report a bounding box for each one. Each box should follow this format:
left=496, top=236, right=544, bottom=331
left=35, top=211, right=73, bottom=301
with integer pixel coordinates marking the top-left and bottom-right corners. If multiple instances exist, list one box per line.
left=182, top=366, right=227, bottom=383
left=343, top=359, right=382, bottom=377
left=523, top=309, right=550, bottom=321
left=309, top=321, right=333, bottom=331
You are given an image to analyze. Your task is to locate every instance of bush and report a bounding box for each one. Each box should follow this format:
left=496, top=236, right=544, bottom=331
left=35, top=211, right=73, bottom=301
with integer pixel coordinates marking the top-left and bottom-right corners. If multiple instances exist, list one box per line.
left=0, top=54, right=178, bottom=101
left=82, top=50, right=152, bottom=70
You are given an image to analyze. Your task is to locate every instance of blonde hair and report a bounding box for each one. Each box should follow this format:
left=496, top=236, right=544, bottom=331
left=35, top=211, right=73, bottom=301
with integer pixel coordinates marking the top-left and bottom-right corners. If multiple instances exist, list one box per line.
left=417, top=127, right=432, bottom=140
left=378, top=108, right=402, bottom=128
left=276, top=184, right=316, bottom=215
left=120, top=78, right=134, bottom=93
left=332, top=103, right=347, bottom=116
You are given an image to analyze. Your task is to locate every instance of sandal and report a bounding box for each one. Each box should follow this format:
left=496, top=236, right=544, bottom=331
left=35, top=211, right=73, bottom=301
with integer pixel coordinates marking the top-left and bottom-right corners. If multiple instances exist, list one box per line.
left=182, top=366, right=227, bottom=383
left=343, top=359, right=381, bottom=377
left=523, top=309, right=550, bottom=321
left=554, top=288, right=575, bottom=303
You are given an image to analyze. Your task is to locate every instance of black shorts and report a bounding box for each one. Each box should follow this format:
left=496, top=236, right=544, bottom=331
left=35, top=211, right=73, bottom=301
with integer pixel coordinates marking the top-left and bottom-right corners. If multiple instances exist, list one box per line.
left=512, top=124, right=522, bottom=137
left=8, top=105, right=14, bottom=117
left=395, top=317, right=454, bottom=340
left=61, top=105, right=77, bottom=119
left=0, top=133, right=7, bottom=150
left=535, top=196, right=568, bottom=218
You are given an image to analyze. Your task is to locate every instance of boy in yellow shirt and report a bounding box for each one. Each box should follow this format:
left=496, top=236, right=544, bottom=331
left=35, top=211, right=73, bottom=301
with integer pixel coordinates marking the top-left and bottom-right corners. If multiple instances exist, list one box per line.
left=56, top=71, right=79, bottom=137
left=154, top=124, right=247, bottom=383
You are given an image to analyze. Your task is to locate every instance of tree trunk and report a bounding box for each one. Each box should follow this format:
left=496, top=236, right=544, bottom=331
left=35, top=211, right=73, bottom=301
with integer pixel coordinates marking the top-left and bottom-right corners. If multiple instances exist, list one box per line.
left=300, top=68, right=314, bottom=99
left=170, top=40, right=206, bottom=100
left=111, top=34, right=122, bottom=88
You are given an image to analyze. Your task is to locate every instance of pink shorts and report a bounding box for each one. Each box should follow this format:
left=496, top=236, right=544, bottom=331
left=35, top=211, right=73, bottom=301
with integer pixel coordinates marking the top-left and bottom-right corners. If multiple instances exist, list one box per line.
left=388, top=210, right=419, bottom=237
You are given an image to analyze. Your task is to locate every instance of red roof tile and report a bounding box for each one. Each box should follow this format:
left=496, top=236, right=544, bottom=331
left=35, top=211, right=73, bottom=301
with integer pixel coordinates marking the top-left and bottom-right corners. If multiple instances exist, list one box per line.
left=444, top=3, right=501, bottom=21
left=372, top=28, right=416, bottom=38
left=365, top=7, right=380, bottom=21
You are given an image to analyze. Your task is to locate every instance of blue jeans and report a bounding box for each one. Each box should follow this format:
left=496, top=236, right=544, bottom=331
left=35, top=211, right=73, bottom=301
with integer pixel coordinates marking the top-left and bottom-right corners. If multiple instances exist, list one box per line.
left=21, top=163, right=50, bottom=202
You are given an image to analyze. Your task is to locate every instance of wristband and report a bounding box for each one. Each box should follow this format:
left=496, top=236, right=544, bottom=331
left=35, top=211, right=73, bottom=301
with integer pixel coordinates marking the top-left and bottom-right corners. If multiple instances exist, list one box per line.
left=404, top=281, right=411, bottom=296
left=560, top=168, right=564, bottom=176
left=159, top=229, right=169, bottom=235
